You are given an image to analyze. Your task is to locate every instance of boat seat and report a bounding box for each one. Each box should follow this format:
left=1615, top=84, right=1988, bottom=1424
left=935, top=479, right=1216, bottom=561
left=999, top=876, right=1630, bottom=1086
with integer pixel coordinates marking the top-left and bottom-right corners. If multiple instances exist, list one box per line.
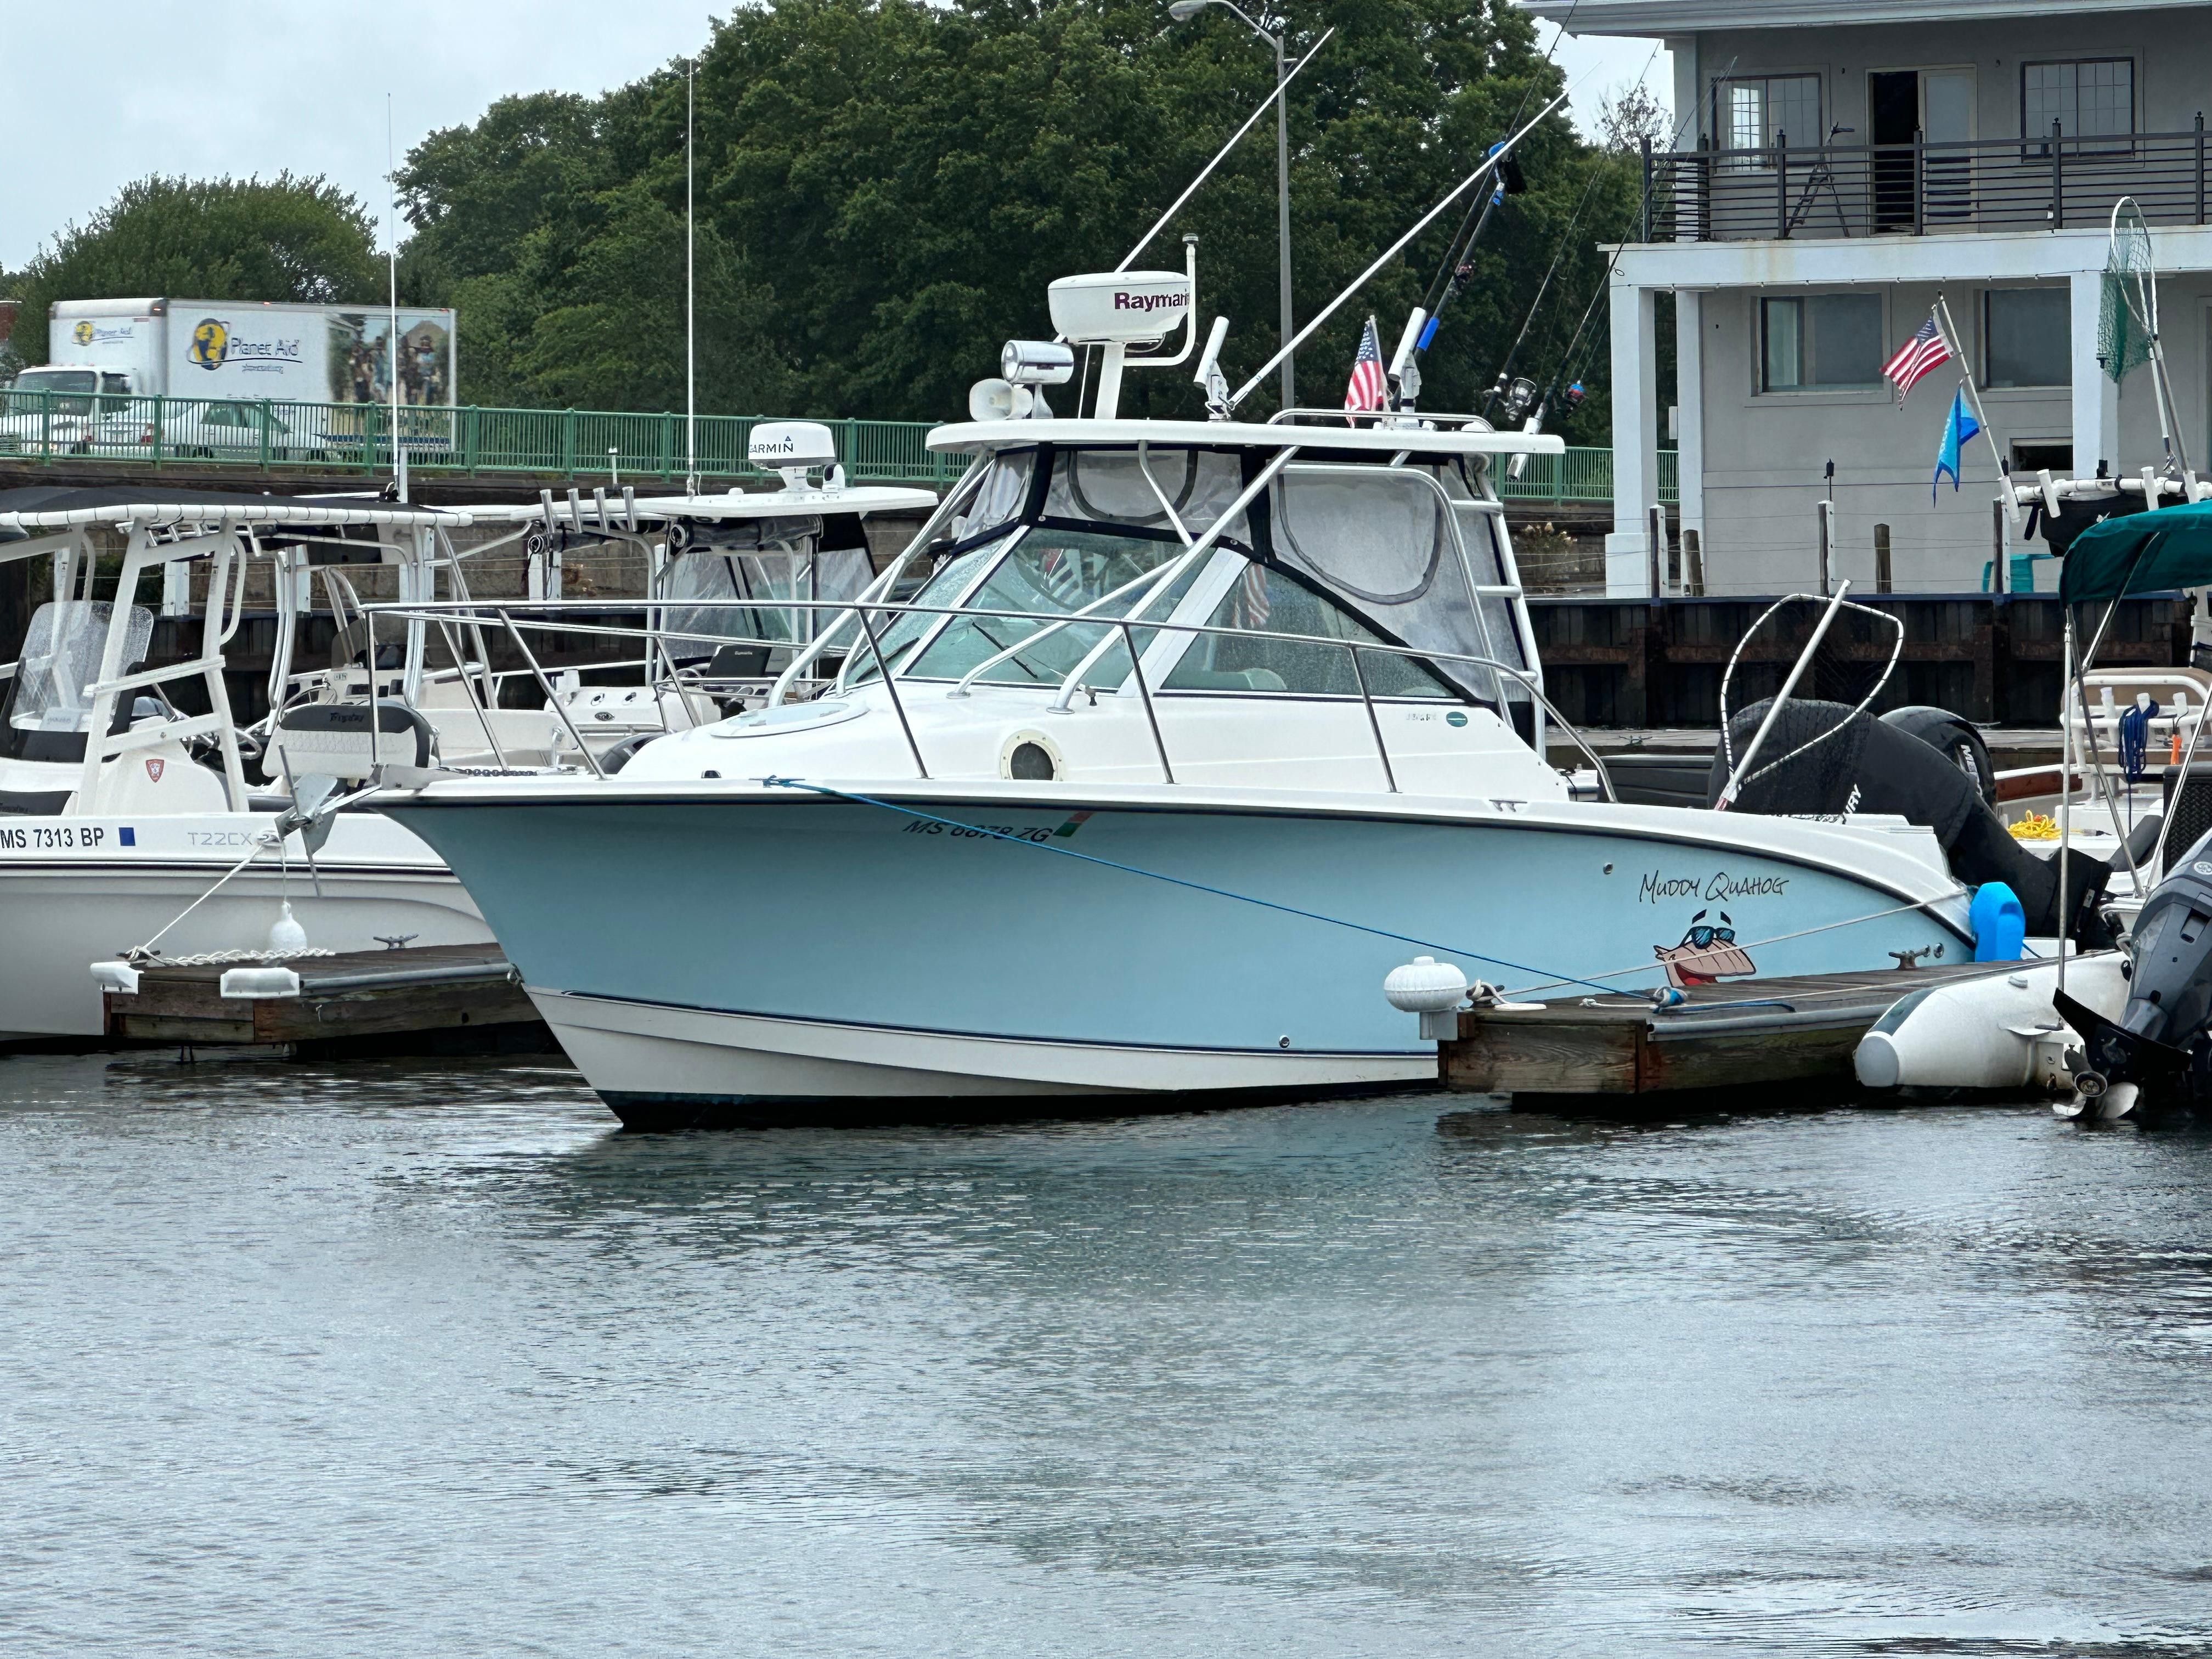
left=268, top=702, right=433, bottom=784
left=1604, top=751, right=1716, bottom=810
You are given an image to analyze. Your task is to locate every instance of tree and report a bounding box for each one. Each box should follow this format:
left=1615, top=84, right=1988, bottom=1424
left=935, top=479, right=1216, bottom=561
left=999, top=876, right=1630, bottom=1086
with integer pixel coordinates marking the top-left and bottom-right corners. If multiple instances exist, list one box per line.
left=9, top=176, right=383, bottom=369
left=396, top=0, right=1638, bottom=436
left=1596, top=81, right=1671, bottom=155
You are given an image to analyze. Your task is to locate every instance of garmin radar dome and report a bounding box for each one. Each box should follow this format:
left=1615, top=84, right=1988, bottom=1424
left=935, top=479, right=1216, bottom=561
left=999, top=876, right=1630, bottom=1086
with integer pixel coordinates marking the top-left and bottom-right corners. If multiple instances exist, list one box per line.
left=748, top=420, right=843, bottom=491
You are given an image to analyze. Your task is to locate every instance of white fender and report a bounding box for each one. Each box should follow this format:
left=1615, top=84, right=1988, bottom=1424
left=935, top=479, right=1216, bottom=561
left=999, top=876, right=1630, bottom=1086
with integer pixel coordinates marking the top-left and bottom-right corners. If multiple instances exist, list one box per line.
left=1855, top=953, right=2131, bottom=1092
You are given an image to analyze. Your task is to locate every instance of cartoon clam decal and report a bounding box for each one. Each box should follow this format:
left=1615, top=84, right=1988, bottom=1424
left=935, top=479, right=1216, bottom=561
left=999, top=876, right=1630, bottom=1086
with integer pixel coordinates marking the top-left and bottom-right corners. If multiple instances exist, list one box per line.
left=1655, top=910, right=1757, bottom=988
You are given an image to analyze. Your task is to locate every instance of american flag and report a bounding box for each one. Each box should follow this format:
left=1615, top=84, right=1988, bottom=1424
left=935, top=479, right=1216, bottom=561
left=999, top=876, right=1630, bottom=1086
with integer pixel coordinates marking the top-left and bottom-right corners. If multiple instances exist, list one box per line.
left=1882, top=313, right=1954, bottom=402
left=1237, top=561, right=1272, bottom=629
left=1344, top=315, right=1386, bottom=415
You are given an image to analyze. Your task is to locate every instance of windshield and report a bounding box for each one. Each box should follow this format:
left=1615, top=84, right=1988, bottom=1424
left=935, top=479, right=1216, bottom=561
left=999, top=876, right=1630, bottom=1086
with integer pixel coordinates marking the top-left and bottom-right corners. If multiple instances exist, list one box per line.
left=1, top=601, right=155, bottom=761
left=1165, top=564, right=1454, bottom=699
left=658, top=529, right=823, bottom=656
left=905, top=526, right=1197, bottom=686
left=12, top=369, right=99, bottom=416
left=843, top=535, right=1010, bottom=683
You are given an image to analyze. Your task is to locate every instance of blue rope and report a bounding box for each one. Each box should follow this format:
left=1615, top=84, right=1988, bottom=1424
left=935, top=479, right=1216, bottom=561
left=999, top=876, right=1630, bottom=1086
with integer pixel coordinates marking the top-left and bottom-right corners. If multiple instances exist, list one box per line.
left=758, top=775, right=1629, bottom=996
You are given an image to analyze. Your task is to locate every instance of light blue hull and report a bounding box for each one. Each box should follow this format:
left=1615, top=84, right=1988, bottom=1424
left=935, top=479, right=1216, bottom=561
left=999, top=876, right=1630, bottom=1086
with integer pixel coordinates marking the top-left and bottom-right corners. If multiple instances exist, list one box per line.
left=387, top=792, right=1971, bottom=1112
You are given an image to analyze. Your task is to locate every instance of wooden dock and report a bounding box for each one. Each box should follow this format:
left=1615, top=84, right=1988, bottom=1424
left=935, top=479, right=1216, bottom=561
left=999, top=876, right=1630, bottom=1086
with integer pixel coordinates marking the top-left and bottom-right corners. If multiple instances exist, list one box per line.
left=105, top=943, right=555, bottom=1058
left=1440, top=961, right=2009, bottom=1104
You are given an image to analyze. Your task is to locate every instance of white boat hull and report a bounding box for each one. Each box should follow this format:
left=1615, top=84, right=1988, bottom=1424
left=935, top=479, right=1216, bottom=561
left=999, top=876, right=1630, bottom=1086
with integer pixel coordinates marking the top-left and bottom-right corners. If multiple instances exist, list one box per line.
left=0, top=814, right=489, bottom=1040
left=534, top=987, right=1432, bottom=1121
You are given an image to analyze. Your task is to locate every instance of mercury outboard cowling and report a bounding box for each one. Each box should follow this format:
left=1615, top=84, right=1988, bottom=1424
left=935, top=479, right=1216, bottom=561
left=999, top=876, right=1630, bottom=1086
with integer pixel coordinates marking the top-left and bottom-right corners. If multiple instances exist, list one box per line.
left=2056, top=828, right=2212, bottom=1123
left=1714, top=698, right=2118, bottom=945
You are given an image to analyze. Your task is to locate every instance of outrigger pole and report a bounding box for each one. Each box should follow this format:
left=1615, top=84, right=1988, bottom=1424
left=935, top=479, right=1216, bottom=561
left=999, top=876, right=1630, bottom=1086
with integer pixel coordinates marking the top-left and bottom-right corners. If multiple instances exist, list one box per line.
left=1227, top=84, right=1575, bottom=411
left=387, top=93, right=407, bottom=504
left=1115, top=27, right=1334, bottom=272
left=686, top=58, right=698, bottom=498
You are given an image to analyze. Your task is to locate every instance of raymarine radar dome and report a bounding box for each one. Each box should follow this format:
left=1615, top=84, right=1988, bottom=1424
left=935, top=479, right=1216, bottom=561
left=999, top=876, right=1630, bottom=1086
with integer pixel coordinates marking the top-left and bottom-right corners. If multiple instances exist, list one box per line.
left=1047, top=271, right=1192, bottom=346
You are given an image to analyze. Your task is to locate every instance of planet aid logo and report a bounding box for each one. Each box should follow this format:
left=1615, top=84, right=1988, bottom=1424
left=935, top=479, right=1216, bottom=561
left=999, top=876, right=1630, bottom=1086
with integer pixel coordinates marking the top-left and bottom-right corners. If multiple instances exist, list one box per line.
left=72, top=321, right=94, bottom=347
left=189, top=319, right=229, bottom=370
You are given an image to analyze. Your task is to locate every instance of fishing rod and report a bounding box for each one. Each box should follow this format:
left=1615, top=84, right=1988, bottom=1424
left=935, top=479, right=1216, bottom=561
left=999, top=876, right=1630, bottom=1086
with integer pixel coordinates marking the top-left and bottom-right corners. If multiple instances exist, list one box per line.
left=1475, top=42, right=1659, bottom=419
left=1389, top=8, right=1579, bottom=402
left=1475, top=119, right=1632, bottom=419
left=1515, top=55, right=1735, bottom=448
left=1414, top=0, right=1575, bottom=318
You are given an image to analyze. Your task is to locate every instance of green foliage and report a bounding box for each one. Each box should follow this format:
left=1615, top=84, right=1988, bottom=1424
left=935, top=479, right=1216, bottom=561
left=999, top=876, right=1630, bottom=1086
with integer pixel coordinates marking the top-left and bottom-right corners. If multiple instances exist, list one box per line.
left=397, top=0, right=1639, bottom=434
left=10, top=176, right=383, bottom=367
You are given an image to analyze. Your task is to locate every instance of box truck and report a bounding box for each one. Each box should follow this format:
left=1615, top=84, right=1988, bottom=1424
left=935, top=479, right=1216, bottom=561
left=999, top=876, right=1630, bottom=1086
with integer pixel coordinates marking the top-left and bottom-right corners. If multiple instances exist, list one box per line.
left=2, top=298, right=457, bottom=458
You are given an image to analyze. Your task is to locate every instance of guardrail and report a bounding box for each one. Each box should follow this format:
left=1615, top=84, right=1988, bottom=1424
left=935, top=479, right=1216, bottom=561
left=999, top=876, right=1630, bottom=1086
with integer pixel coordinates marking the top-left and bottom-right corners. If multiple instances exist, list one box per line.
left=0, top=387, right=1670, bottom=503
left=0, top=392, right=970, bottom=487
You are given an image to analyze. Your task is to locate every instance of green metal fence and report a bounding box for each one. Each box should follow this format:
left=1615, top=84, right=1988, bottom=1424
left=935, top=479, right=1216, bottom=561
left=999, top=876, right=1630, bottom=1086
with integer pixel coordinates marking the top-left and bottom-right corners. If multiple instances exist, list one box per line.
left=1495, top=445, right=1679, bottom=507
left=0, top=388, right=1668, bottom=502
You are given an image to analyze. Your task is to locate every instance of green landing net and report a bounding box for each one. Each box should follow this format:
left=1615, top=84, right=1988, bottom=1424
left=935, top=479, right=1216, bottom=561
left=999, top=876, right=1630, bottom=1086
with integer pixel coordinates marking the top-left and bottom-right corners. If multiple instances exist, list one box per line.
left=2100, top=201, right=2155, bottom=384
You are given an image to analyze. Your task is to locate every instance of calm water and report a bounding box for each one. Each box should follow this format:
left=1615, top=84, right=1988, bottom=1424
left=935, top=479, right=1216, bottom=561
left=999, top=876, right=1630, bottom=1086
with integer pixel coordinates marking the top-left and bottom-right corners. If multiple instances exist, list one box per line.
left=2, top=1054, right=2209, bottom=1657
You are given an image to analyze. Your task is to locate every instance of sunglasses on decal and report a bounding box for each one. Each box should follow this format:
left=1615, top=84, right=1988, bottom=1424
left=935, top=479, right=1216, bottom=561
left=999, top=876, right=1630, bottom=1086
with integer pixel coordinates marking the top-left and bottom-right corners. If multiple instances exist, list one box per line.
left=1684, top=924, right=1736, bottom=948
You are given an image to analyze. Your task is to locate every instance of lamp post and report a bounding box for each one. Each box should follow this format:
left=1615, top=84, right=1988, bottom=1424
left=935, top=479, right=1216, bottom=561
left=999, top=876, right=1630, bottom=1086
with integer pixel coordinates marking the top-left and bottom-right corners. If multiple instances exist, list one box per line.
left=1170, top=0, right=1295, bottom=412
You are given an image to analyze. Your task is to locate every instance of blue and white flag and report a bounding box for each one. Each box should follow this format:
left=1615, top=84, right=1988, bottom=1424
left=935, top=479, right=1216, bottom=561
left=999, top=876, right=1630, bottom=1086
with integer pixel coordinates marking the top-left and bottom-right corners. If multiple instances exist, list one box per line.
left=1933, top=386, right=1982, bottom=500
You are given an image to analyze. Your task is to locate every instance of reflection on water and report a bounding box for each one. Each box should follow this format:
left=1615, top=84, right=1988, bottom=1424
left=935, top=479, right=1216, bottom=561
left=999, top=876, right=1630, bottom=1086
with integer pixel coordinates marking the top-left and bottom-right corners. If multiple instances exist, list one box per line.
left=2, top=1053, right=2210, bottom=1656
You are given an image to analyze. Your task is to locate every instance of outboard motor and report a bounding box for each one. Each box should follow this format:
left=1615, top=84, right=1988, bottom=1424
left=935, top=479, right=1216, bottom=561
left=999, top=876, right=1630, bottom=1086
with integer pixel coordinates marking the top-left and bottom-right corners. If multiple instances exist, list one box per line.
left=1715, top=698, right=2125, bottom=945
left=2055, top=829, right=2212, bottom=1124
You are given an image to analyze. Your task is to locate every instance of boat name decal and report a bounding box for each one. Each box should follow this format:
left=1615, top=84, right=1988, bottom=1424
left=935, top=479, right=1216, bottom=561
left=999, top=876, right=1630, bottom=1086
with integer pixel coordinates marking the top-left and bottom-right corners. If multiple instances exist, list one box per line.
left=902, top=820, right=1058, bottom=844
left=0, top=825, right=110, bottom=851
left=1638, top=869, right=1790, bottom=905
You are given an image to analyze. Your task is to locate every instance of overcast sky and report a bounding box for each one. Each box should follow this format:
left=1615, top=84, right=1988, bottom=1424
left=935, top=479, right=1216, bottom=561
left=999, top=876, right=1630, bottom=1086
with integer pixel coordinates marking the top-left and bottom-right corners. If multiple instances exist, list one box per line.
left=3, top=3, right=1665, bottom=273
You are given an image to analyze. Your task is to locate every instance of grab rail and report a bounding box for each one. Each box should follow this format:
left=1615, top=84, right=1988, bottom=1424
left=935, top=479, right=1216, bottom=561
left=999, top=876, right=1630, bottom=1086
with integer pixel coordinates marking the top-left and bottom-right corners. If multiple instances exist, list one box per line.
left=360, top=594, right=1617, bottom=800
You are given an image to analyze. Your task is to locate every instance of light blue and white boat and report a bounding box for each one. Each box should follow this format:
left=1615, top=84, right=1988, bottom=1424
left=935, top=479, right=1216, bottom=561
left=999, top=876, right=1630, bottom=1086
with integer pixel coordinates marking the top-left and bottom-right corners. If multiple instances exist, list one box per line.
left=373, top=269, right=1977, bottom=1125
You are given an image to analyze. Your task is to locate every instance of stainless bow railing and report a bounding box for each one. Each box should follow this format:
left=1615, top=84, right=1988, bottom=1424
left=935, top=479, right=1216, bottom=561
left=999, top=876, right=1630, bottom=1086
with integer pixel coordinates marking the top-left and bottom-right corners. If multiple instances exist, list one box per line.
left=361, top=594, right=1618, bottom=800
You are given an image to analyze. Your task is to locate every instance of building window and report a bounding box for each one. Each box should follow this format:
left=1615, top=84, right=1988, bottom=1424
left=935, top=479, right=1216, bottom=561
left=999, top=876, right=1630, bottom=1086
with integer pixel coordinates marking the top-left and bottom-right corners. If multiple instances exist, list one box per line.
left=2023, top=59, right=2133, bottom=154
left=1762, top=294, right=1884, bottom=391
left=1716, top=75, right=1823, bottom=155
left=1984, top=289, right=2071, bottom=388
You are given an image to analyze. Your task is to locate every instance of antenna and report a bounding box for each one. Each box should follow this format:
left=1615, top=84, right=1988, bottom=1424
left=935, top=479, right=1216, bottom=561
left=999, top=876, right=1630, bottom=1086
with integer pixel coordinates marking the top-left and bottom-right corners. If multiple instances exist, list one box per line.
left=387, top=92, right=406, bottom=503
left=686, top=58, right=698, bottom=498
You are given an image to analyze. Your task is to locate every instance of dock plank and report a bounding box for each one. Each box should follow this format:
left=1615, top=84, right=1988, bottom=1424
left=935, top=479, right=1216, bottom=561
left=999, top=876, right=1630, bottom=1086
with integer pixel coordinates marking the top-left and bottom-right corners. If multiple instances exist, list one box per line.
left=1442, top=960, right=2012, bottom=1101
left=106, top=943, right=549, bottom=1055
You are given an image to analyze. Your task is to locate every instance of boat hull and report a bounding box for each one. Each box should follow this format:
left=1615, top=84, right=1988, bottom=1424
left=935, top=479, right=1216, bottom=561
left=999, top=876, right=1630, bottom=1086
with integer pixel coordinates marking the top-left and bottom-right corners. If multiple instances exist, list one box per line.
left=0, top=814, right=489, bottom=1040
left=387, top=787, right=1972, bottom=1120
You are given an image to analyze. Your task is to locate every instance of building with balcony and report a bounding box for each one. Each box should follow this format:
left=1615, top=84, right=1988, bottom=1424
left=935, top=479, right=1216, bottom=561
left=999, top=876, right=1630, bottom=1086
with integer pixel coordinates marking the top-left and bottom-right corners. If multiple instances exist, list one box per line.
left=1526, top=0, right=2212, bottom=594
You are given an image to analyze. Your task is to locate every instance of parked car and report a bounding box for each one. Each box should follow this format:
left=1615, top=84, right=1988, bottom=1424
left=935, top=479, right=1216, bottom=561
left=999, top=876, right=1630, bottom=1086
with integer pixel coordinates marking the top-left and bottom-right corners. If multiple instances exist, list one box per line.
left=85, top=399, right=334, bottom=462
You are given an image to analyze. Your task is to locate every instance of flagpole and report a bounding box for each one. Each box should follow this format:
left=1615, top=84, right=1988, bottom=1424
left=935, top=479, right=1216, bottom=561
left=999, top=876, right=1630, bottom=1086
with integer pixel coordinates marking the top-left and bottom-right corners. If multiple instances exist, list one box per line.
left=1934, top=293, right=2016, bottom=523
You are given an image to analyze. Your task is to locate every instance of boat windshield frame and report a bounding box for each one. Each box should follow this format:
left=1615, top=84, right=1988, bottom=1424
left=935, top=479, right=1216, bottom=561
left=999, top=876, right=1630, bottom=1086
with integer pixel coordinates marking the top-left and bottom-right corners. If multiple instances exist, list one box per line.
left=837, top=438, right=1533, bottom=714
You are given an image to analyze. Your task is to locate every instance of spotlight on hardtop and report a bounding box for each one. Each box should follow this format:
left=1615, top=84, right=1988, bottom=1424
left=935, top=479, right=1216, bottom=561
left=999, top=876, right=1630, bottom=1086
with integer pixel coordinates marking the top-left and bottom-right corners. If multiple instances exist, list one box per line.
left=1001, top=340, right=1076, bottom=386
left=969, top=341, right=1075, bottom=423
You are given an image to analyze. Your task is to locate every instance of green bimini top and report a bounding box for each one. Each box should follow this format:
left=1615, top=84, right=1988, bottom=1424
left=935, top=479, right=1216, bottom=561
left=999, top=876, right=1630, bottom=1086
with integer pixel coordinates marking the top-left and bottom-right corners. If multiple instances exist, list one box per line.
left=2060, top=499, right=2212, bottom=605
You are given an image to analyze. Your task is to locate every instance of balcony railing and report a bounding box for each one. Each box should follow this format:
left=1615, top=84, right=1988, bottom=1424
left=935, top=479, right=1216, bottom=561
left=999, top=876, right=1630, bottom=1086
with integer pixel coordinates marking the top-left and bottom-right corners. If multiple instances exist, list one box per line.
left=1644, top=117, right=2211, bottom=242
left=0, top=388, right=1673, bottom=504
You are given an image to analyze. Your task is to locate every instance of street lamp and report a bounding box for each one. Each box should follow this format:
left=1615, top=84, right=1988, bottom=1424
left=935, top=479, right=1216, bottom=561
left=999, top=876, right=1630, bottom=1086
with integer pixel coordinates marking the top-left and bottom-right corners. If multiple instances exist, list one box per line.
left=1170, top=0, right=1296, bottom=412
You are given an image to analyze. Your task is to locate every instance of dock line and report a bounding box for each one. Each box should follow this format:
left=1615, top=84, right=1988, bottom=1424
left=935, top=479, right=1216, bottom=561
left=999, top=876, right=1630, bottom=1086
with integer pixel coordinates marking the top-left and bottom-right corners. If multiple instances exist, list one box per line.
left=757, top=776, right=1628, bottom=996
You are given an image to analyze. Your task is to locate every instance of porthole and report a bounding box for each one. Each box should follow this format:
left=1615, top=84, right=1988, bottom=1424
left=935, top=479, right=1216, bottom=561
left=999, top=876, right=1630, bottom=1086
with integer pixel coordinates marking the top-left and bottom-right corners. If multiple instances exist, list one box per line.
left=999, top=729, right=1065, bottom=782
